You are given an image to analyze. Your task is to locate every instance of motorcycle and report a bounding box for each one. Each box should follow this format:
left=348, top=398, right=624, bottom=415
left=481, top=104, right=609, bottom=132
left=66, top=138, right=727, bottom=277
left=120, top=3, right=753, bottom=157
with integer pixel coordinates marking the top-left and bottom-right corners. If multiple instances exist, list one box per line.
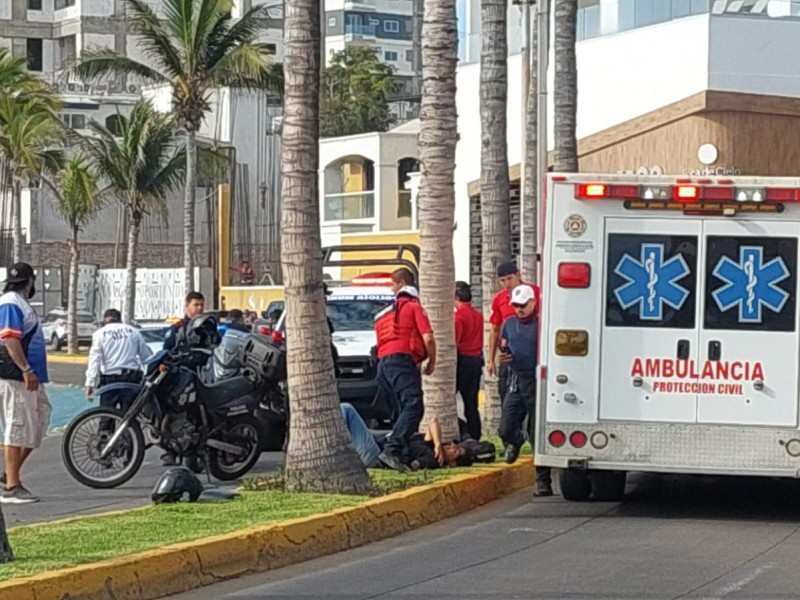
left=61, top=316, right=283, bottom=489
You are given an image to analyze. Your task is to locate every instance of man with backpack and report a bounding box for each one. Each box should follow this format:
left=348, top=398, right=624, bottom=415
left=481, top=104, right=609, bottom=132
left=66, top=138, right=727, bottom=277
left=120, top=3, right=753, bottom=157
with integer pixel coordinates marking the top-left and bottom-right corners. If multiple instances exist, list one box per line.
left=0, top=263, right=51, bottom=504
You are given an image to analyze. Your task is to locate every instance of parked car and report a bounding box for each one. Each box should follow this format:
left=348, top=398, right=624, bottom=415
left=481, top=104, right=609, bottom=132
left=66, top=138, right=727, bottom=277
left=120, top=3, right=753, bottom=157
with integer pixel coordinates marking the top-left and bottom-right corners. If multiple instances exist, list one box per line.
left=137, top=322, right=172, bottom=355
left=41, top=309, right=99, bottom=351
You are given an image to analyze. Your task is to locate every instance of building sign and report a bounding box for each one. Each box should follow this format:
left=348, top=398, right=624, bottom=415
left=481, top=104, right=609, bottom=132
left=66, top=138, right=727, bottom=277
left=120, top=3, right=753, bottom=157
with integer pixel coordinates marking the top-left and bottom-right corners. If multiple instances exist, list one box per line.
left=682, top=166, right=742, bottom=176
left=631, top=357, right=765, bottom=396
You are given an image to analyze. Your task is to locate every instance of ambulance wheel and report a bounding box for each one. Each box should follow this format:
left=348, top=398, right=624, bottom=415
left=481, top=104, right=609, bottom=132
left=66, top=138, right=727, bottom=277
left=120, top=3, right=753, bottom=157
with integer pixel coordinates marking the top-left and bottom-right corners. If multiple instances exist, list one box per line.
left=559, top=469, right=591, bottom=501
left=590, top=470, right=627, bottom=502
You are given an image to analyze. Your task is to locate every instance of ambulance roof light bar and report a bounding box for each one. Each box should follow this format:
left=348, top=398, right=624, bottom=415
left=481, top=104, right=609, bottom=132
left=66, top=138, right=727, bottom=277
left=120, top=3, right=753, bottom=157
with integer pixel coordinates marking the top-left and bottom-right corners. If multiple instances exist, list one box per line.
left=574, top=182, right=800, bottom=204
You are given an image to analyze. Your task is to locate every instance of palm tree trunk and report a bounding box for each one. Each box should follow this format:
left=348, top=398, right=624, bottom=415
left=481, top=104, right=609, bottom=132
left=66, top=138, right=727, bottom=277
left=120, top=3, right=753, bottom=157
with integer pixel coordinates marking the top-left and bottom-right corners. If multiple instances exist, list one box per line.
left=479, top=0, right=511, bottom=432
left=0, top=506, right=12, bottom=562
left=521, top=22, right=538, bottom=283
left=11, top=178, right=22, bottom=263
left=67, top=226, right=80, bottom=354
left=281, top=0, right=369, bottom=493
left=183, top=128, right=197, bottom=292
left=418, top=0, right=459, bottom=442
left=124, top=209, right=141, bottom=325
left=553, top=0, right=578, bottom=172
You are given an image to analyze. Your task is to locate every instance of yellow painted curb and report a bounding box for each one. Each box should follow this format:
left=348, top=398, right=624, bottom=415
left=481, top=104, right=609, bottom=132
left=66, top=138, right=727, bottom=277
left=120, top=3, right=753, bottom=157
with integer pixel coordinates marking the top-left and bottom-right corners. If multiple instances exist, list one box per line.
left=46, top=354, right=88, bottom=365
left=0, top=460, right=534, bottom=600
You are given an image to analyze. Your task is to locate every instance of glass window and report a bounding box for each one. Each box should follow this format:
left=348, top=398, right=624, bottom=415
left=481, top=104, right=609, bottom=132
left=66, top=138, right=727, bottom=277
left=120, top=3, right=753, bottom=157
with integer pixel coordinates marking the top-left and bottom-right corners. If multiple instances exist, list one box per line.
left=327, top=300, right=393, bottom=331
left=582, top=4, right=600, bottom=38
left=406, top=49, right=413, bottom=62
left=54, top=0, right=75, bottom=10
left=634, top=0, right=656, bottom=27
left=71, top=114, right=86, bottom=129
left=328, top=16, right=336, bottom=26
left=384, top=50, right=398, bottom=61
left=652, top=0, right=672, bottom=23
left=672, top=0, right=692, bottom=18
left=26, top=38, right=42, bottom=72
left=383, top=19, right=400, bottom=33
left=690, top=0, right=710, bottom=14
left=618, top=0, right=636, bottom=31
left=27, top=0, right=42, bottom=10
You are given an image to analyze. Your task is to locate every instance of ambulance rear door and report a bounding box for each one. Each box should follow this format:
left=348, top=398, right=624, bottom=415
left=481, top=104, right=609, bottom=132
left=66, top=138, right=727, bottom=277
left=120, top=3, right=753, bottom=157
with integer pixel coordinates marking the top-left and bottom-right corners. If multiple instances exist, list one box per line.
left=599, top=217, right=702, bottom=423
left=697, top=220, right=800, bottom=427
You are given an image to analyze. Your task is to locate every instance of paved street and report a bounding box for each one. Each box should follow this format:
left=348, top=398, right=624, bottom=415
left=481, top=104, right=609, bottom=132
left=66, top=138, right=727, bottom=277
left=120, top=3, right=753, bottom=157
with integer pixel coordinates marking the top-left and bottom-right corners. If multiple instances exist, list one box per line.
left=168, top=473, right=800, bottom=600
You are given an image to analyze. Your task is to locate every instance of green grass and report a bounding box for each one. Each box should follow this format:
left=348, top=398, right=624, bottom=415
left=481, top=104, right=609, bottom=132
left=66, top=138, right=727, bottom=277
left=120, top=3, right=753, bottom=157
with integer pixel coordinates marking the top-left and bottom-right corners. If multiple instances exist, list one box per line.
left=0, top=468, right=470, bottom=581
left=485, top=436, right=533, bottom=456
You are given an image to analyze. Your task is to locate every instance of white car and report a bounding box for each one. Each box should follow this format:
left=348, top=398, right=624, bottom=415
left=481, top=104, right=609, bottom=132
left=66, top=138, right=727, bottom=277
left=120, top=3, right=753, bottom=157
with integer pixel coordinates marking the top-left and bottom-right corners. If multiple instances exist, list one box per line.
left=137, top=322, right=172, bottom=355
left=41, top=309, right=98, bottom=351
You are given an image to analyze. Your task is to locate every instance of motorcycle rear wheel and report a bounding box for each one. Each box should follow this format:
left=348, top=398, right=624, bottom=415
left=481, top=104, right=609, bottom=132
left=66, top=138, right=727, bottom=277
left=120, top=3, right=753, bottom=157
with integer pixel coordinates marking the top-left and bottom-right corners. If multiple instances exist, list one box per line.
left=207, top=415, right=263, bottom=481
left=62, top=407, right=146, bottom=489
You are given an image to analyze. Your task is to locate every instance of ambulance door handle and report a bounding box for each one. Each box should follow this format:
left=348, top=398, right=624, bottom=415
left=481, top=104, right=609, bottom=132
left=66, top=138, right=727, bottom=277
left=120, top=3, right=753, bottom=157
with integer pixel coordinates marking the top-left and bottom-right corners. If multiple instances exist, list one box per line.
left=677, top=339, right=690, bottom=360
left=708, top=340, right=721, bottom=362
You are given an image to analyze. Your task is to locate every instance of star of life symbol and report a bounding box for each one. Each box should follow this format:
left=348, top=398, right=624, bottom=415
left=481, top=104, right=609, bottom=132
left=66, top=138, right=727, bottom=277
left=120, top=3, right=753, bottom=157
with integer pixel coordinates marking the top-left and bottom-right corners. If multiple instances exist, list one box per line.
left=614, top=244, right=691, bottom=320
left=712, top=246, right=790, bottom=323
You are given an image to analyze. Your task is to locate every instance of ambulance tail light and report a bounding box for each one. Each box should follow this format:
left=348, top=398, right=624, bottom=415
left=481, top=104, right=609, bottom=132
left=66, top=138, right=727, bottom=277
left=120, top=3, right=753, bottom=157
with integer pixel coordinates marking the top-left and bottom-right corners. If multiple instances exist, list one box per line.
left=558, top=263, right=590, bottom=288
left=673, top=185, right=700, bottom=201
left=765, top=188, right=800, bottom=203
left=555, top=330, right=589, bottom=356
left=569, top=431, right=587, bottom=449
left=548, top=430, right=566, bottom=448
left=575, top=184, right=639, bottom=200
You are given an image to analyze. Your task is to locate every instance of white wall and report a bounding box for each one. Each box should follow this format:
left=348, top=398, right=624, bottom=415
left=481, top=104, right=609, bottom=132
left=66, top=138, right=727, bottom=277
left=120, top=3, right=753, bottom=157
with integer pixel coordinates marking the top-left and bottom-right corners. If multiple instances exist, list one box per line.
left=82, top=0, right=114, bottom=17
left=83, top=32, right=114, bottom=52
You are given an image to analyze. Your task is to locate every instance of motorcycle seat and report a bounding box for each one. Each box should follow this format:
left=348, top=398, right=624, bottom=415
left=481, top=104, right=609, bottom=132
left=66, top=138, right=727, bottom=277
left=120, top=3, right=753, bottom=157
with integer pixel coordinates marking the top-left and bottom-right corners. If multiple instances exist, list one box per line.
left=195, top=375, right=258, bottom=406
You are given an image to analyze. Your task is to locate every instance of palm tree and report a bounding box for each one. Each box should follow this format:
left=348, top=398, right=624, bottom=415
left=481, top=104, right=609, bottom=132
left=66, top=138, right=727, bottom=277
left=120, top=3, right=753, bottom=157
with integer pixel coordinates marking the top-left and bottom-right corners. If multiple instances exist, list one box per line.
left=479, top=0, right=511, bottom=431
left=71, top=0, right=282, bottom=291
left=280, top=0, right=369, bottom=493
left=521, top=21, right=538, bottom=283
left=48, top=157, right=103, bottom=353
left=418, top=0, right=460, bottom=441
left=553, top=0, right=578, bottom=172
left=0, top=91, right=63, bottom=262
left=79, top=101, right=184, bottom=323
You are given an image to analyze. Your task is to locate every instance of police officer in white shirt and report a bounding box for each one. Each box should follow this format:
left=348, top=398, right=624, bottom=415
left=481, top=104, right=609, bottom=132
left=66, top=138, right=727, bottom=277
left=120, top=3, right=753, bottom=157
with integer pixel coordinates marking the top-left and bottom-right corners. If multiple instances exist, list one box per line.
left=85, top=309, right=152, bottom=405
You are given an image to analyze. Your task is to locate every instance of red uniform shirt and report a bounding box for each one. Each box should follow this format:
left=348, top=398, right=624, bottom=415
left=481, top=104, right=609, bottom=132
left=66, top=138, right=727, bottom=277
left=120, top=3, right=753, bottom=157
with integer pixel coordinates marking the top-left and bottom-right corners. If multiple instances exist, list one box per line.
left=454, top=302, right=483, bottom=357
left=375, top=296, right=433, bottom=362
left=490, top=282, right=541, bottom=328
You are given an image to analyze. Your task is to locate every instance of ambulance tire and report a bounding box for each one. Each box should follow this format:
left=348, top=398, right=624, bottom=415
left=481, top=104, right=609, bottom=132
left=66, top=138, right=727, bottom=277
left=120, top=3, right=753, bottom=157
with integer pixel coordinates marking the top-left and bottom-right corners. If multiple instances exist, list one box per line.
left=559, top=469, right=592, bottom=502
left=590, top=470, right=627, bottom=502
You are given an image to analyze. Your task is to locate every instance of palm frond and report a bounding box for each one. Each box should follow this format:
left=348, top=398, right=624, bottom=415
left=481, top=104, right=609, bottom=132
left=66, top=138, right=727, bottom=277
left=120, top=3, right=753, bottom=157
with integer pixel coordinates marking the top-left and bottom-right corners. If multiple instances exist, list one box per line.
left=205, top=2, right=271, bottom=67
left=209, top=44, right=280, bottom=92
left=70, top=51, right=166, bottom=85
left=125, top=0, right=186, bottom=80
left=50, top=156, right=104, bottom=231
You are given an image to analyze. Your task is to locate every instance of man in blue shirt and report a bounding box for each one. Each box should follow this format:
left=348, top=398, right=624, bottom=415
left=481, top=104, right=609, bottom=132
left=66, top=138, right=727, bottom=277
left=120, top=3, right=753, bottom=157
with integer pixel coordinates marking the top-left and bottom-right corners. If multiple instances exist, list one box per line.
left=0, top=263, right=51, bottom=504
left=499, top=284, right=552, bottom=497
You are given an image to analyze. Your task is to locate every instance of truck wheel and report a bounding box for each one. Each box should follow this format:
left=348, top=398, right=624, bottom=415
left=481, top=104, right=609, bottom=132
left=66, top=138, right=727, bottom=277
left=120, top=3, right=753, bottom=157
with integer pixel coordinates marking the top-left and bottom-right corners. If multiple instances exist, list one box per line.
left=590, top=470, right=627, bottom=502
left=559, top=469, right=591, bottom=501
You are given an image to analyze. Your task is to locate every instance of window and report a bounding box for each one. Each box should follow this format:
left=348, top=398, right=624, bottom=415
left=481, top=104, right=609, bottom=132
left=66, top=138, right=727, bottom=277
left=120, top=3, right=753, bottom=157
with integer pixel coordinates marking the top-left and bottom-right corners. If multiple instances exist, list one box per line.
left=405, top=49, right=413, bottom=63
left=383, top=19, right=400, bottom=33
left=61, top=113, right=87, bottom=130
left=328, top=16, right=336, bottom=26
left=384, top=50, right=398, bottom=61
left=26, top=39, right=42, bottom=72
left=105, top=114, right=123, bottom=136
left=54, top=0, right=75, bottom=9
left=265, top=43, right=276, bottom=54
left=27, top=0, right=42, bottom=10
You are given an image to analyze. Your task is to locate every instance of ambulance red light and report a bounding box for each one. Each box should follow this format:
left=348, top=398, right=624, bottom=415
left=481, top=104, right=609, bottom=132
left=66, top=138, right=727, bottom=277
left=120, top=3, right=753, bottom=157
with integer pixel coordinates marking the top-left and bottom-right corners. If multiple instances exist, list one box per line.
left=558, top=262, right=590, bottom=288
left=569, top=431, right=588, bottom=449
left=576, top=183, right=606, bottom=199
left=702, top=186, right=735, bottom=201
left=271, top=330, right=284, bottom=343
left=674, top=185, right=699, bottom=201
left=548, top=430, right=566, bottom=448
left=351, top=273, right=394, bottom=286
left=765, top=188, right=800, bottom=203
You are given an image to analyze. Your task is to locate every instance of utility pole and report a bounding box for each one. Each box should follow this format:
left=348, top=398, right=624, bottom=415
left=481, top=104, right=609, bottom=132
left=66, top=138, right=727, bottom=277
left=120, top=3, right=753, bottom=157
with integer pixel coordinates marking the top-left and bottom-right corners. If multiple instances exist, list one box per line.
left=534, top=0, right=549, bottom=281
left=517, top=0, right=532, bottom=267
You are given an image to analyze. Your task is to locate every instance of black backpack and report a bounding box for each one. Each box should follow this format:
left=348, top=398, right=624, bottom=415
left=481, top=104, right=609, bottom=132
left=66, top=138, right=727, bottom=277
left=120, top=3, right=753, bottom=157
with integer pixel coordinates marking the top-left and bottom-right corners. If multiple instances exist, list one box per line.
left=460, top=439, right=497, bottom=464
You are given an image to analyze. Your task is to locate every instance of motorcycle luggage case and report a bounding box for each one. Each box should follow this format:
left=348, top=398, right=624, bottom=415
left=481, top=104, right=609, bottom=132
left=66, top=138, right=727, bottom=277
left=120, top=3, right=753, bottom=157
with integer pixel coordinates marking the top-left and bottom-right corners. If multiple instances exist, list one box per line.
left=241, top=334, right=286, bottom=381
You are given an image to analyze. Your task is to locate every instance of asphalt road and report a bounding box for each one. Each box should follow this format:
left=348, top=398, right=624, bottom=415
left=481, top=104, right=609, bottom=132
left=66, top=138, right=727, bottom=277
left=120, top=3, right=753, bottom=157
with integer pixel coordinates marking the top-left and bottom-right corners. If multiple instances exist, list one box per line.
left=167, top=473, right=800, bottom=600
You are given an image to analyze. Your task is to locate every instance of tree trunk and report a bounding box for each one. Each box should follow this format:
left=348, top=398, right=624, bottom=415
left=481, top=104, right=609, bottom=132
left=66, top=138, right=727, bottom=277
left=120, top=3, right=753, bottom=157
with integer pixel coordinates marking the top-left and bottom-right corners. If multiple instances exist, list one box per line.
left=553, top=0, right=578, bottom=172
left=521, top=22, right=538, bottom=283
left=11, top=178, right=22, bottom=263
left=124, top=210, right=141, bottom=325
left=0, top=506, right=12, bottom=563
left=183, top=128, right=197, bottom=292
left=418, top=0, right=459, bottom=442
left=281, top=0, right=369, bottom=494
left=479, top=0, right=511, bottom=432
left=67, top=226, right=80, bottom=354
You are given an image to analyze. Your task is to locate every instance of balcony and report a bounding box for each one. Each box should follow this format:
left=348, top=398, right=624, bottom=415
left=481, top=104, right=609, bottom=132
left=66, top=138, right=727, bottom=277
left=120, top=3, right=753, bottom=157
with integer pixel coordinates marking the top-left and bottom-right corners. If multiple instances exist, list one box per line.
left=345, top=24, right=377, bottom=40
left=324, top=191, right=375, bottom=221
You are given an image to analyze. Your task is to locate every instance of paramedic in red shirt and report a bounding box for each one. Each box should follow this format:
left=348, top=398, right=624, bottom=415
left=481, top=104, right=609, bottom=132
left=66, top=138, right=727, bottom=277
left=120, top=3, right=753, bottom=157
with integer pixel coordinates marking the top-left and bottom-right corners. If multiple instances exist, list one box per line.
left=487, top=261, right=540, bottom=402
left=454, top=281, right=483, bottom=440
left=374, top=268, right=436, bottom=472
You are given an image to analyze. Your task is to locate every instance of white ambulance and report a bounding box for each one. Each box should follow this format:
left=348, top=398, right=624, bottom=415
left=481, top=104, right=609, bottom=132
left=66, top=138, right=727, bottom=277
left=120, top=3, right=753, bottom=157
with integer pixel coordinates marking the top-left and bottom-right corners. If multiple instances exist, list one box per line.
left=537, top=173, right=800, bottom=501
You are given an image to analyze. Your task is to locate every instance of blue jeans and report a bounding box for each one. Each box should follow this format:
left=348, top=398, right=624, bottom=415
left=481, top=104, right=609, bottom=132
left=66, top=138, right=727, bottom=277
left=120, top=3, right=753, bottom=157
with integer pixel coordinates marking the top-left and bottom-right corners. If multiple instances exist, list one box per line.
left=340, top=403, right=381, bottom=468
left=378, top=354, right=424, bottom=462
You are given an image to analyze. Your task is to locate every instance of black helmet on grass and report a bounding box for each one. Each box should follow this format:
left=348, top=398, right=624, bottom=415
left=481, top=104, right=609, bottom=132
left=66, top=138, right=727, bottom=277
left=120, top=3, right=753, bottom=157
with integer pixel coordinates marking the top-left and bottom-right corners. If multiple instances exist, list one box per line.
left=151, top=467, right=203, bottom=504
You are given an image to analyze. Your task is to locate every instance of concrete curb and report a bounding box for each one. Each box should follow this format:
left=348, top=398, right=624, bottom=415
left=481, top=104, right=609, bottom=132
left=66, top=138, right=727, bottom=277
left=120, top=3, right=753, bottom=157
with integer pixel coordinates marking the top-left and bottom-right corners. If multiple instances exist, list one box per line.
left=46, top=354, right=88, bottom=365
left=0, top=459, right=534, bottom=600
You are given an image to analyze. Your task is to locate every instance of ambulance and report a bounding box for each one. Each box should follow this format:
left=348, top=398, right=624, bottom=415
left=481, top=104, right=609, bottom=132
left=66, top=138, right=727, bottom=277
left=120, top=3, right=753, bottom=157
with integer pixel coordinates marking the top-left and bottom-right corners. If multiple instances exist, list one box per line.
left=537, top=173, right=800, bottom=501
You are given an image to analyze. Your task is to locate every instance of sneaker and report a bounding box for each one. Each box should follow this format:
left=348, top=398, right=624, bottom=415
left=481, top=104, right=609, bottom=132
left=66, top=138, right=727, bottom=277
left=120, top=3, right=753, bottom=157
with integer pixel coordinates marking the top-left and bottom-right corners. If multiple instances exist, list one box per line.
left=534, top=481, right=553, bottom=497
left=504, top=444, right=520, bottom=465
left=378, top=452, right=410, bottom=473
left=0, top=485, right=40, bottom=504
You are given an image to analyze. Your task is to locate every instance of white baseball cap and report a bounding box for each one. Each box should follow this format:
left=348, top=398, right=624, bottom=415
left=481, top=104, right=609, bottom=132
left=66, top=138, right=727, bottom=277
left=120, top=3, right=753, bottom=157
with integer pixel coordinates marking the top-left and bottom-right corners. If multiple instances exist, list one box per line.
left=510, top=285, right=535, bottom=306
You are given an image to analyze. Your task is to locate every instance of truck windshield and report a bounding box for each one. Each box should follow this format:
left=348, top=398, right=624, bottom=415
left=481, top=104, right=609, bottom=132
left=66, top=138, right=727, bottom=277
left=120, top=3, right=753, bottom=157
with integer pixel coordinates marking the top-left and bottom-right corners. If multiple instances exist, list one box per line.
left=327, top=299, right=392, bottom=332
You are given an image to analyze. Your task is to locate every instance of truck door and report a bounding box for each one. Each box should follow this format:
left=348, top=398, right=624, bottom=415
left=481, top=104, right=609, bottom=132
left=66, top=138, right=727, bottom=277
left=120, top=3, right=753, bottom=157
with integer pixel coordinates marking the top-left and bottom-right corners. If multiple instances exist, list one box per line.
left=697, top=221, right=799, bottom=427
left=600, top=218, right=702, bottom=422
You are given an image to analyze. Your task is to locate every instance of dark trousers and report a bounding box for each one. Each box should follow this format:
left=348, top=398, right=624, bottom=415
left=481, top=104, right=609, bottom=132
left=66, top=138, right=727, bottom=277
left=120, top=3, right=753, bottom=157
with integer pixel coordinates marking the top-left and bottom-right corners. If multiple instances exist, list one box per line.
left=499, top=370, right=551, bottom=484
left=98, top=370, right=142, bottom=412
left=456, top=354, right=482, bottom=440
left=498, top=362, right=511, bottom=406
left=378, top=353, right=424, bottom=463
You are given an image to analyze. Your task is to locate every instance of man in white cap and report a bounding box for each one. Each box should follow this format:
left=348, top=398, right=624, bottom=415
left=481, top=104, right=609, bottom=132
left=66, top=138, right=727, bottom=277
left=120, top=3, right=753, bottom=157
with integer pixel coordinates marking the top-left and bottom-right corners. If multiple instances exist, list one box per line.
left=498, top=284, right=552, bottom=496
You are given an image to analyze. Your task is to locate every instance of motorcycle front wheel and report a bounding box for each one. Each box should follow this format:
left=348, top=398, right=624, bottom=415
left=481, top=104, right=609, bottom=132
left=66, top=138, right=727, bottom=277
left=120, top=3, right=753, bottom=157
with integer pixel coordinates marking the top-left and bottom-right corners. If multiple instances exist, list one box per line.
left=62, top=407, right=146, bottom=489
left=207, top=415, right=263, bottom=481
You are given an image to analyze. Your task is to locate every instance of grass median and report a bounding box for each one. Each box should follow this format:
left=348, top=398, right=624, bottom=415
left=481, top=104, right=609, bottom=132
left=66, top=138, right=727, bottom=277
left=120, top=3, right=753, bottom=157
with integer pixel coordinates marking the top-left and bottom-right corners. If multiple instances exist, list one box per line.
left=0, top=468, right=466, bottom=581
